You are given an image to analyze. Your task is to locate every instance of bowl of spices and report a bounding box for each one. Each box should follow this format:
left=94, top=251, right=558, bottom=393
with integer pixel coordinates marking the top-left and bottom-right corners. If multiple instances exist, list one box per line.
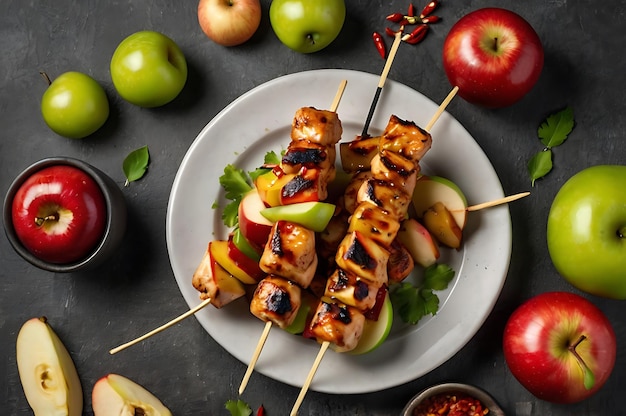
left=402, top=382, right=505, bottom=416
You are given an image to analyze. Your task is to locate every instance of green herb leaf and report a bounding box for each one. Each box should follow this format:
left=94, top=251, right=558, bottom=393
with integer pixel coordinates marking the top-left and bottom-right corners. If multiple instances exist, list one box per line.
left=538, top=106, right=575, bottom=148
left=527, top=148, right=553, bottom=186
left=423, top=263, right=455, bottom=290
left=122, top=145, right=149, bottom=186
left=225, top=399, right=253, bottom=416
left=249, top=150, right=282, bottom=182
left=389, top=263, right=455, bottom=325
left=218, top=164, right=253, bottom=228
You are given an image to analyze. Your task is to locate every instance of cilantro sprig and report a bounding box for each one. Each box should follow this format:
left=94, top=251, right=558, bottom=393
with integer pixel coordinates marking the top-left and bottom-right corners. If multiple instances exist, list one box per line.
left=527, top=106, right=575, bottom=186
left=389, top=263, right=455, bottom=325
left=217, top=151, right=282, bottom=228
left=225, top=399, right=252, bottom=416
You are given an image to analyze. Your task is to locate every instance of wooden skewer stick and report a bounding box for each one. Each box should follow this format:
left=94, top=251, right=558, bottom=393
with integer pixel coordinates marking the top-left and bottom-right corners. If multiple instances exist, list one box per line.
left=290, top=341, right=330, bottom=416
left=361, top=29, right=404, bottom=137
left=455, top=191, right=530, bottom=212
left=425, top=86, right=459, bottom=132
left=238, top=79, right=347, bottom=395
left=238, top=321, right=272, bottom=395
left=109, top=297, right=213, bottom=355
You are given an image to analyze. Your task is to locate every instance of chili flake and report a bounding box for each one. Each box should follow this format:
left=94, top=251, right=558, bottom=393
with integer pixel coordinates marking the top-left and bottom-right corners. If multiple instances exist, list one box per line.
left=412, top=392, right=489, bottom=416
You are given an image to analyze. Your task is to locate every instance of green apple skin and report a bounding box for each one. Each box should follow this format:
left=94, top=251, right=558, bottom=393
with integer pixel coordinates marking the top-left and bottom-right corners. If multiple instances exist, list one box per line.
left=269, top=0, right=346, bottom=53
left=261, top=201, right=335, bottom=232
left=547, top=165, right=626, bottom=299
left=110, top=31, right=187, bottom=107
left=349, top=293, right=393, bottom=355
left=41, top=71, right=109, bottom=139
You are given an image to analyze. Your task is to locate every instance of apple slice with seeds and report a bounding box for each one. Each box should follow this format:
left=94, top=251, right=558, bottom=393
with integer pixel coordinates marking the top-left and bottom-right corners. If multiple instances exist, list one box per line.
left=92, top=374, right=171, bottom=416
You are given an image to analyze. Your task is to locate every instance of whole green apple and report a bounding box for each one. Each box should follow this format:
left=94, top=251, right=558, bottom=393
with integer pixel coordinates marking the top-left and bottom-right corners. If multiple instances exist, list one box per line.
left=547, top=165, right=626, bottom=299
left=110, top=31, right=187, bottom=107
left=269, top=0, right=346, bottom=53
left=40, top=71, right=109, bottom=139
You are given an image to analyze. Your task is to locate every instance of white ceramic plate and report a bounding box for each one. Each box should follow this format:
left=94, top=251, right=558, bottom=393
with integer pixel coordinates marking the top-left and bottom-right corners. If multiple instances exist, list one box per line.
left=166, top=69, right=512, bottom=394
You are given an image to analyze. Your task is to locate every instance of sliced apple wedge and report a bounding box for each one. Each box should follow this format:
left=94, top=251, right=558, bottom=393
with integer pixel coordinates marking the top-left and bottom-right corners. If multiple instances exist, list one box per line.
left=397, top=218, right=440, bottom=268
left=260, top=201, right=335, bottom=232
left=192, top=244, right=246, bottom=308
left=16, top=317, right=83, bottom=416
left=349, top=293, right=393, bottom=355
left=423, top=202, right=463, bottom=249
left=209, top=240, right=260, bottom=285
left=238, top=189, right=273, bottom=252
left=92, top=373, right=171, bottom=416
left=412, top=175, right=468, bottom=229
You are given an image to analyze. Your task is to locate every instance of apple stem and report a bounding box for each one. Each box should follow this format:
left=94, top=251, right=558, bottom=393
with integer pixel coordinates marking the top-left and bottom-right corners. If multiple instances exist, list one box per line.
left=568, top=335, right=596, bottom=390
left=39, top=71, right=52, bottom=86
left=35, top=214, right=58, bottom=227
left=492, top=37, right=499, bottom=52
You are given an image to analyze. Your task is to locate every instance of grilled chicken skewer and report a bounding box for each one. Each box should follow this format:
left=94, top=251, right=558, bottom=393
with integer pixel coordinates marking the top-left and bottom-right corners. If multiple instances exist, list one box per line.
left=291, top=115, right=434, bottom=416
left=239, top=87, right=346, bottom=395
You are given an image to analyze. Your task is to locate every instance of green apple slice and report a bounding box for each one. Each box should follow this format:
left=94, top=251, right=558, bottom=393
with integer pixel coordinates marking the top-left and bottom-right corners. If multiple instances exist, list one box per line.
left=92, top=374, right=171, bottom=416
left=260, top=201, right=335, bottom=232
left=349, top=293, right=393, bottom=355
left=412, top=175, right=468, bottom=229
left=16, top=317, right=83, bottom=416
left=232, top=228, right=261, bottom=262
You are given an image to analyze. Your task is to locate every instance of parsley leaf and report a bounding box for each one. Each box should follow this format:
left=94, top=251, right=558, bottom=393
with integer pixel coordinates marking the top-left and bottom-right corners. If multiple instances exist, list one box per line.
left=527, top=107, right=575, bottom=186
left=225, top=399, right=252, bottom=416
left=218, top=164, right=252, bottom=228
left=390, top=263, right=455, bottom=325
left=248, top=150, right=281, bottom=182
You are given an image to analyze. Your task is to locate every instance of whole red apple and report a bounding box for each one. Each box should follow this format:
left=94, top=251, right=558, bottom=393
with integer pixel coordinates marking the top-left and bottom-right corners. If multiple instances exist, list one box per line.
left=443, top=8, right=544, bottom=108
left=198, top=0, right=261, bottom=47
left=503, top=291, right=616, bottom=404
left=11, top=165, right=107, bottom=264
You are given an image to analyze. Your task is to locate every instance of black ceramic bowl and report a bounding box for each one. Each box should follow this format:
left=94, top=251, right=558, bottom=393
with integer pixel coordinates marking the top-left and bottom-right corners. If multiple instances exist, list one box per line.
left=3, top=157, right=127, bottom=272
left=402, top=382, right=505, bottom=416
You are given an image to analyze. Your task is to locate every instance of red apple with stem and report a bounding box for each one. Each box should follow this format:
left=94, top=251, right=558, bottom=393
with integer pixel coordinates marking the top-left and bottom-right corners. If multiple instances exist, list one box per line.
left=197, top=0, right=261, bottom=47
left=11, top=165, right=107, bottom=264
left=443, top=7, right=544, bottom=108
left=503, top=291, right=616, bottom=404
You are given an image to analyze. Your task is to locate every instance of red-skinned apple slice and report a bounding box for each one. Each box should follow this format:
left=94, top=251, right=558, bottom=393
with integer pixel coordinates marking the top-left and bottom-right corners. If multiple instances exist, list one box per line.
left=260, top=201, right=335, bottom=232
left=238, top=189, right=273, bottom=252
left=92, top=374, right=171, bottom=416
left=231, top=227, right=261, bottom=261
left=227, top=235, right=265, bottom=281
left=192, top=244, right=246, bottom=308
left=396, top=218, right=440, bottom=267
left=412, top=175, right=467, bottom=229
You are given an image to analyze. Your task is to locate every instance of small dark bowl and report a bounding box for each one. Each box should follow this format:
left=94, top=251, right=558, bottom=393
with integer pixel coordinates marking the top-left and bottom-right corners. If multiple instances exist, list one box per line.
left=3, top=157, right=127, bottom=273
left=402, top=382, right=506, bottom=416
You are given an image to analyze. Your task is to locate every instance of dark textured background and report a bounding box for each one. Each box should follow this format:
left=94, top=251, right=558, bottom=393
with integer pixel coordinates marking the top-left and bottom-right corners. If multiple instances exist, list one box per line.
left=1, top=1, right=625, bottom=415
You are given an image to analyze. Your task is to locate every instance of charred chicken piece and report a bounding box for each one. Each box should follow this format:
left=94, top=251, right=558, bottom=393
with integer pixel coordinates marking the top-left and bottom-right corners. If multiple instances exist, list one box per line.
left=309, top=301, right=365, bottom=352
left=290, top=106, right=343, bottom=147
left=335, top=231, right=389, bottom=287
left=250, top=276, right=302, bottom=329
left=260, top=220, right=318, bottom=288
left=324, top=268, right=379, bottom=312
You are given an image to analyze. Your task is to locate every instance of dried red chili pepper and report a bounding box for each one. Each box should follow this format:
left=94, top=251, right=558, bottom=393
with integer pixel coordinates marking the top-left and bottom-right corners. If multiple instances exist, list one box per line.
left=385, top=27, right=397, bottom=37
left=386, top=12, right=404, bottom=23
left=419, top=0, right=440, bottom=19
left=256, top=405, right=265, bottom=416
left=402, top=24, right=428, bottom=44
left=421, top=15, right=441, bottom=24
left=372, top=31, right=386, bottom=59
left=408, top=3, right=415, bottom=17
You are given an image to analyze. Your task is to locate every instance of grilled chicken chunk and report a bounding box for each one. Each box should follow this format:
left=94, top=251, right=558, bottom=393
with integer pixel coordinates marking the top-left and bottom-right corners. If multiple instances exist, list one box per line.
left=260, top=220, right=318, bottom=288
left=335, top=231, right=389, bottom=286
left=356, top=178, right=412, bottom=222
left=192, top=245, right=246, bottom=308
left=282, top=140, right=337, bottom=178
left=348, top=203, right=400, bottom=249
left=309, top=301, right=365, bottom=352
left=342, top=170, right=373, bottom=214
left=387, top=238, right=415, bottom=283
left=324, top=268, right=379, bottom=312
left=250, top=276, right=302, bottom=329
left=370, top=151, right=418, bottom=191
left=379, top=115, right=432, bottom=163
left=290, top=107, right=343, bottom=147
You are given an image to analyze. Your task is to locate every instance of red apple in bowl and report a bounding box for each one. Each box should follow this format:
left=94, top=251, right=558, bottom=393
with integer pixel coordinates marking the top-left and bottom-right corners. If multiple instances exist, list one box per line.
left=3, top=158, right=127, bottom=272
left=503, top=291, right=616, bottom=404
left=442, top=7, right=544, bottom=108
left=198, top=0, right=261, bottom=47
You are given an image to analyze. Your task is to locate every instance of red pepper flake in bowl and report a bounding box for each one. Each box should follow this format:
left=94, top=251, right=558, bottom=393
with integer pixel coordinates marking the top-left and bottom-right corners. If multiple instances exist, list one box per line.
left=412, top=392, right=489, bottom=416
